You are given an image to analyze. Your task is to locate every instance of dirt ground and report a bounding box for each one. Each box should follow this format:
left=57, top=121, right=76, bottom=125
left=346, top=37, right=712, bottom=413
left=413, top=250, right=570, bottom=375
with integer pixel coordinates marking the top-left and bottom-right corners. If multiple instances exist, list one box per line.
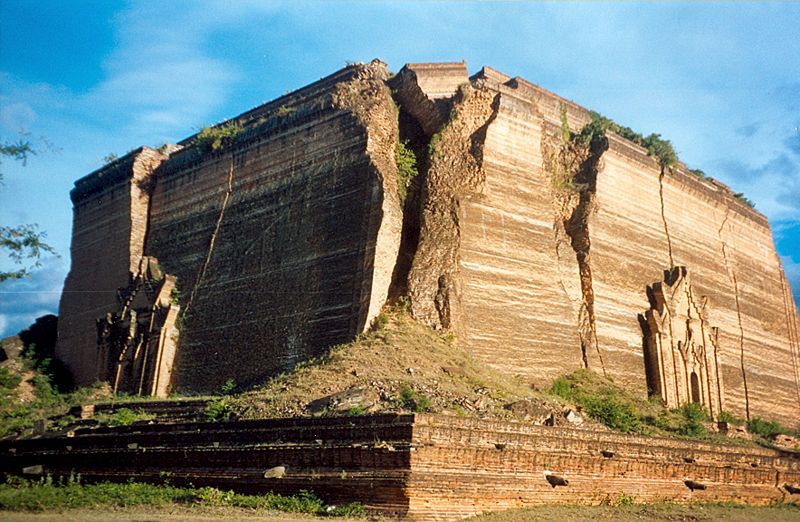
left=2, top=504, right=799, bottom=522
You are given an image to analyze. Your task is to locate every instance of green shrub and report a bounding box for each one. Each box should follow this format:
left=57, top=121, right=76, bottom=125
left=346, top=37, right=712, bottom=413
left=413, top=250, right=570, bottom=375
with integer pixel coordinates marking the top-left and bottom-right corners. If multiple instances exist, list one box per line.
left=718, top=410, right=744, bottom=425
left=194, top=122, right=243, bottom=152
left=676, top=403, right=709, bottom=437
left=748, top=417, right=786, bottom=438
left=219, top=378, right=236, bottom=396
left=577, top=111, right=677, bottom=169
left=734, top=192, right=756, bottom=208
left=397, top=384, right=431, bottom=413
left=549, top=371, right=641, bottom=433
left=614, top=492, right=636, bottom=506
left=0, top=367, right=21, bottom=392
left=583, top=395, right=641, bottom=433
left=373, top=312, right=390, bottom=331
left=205, top=397, right=232, bottom=422
left=395, top=139, right=418, bottom=204
left=95, top=408, right=155, bottom=427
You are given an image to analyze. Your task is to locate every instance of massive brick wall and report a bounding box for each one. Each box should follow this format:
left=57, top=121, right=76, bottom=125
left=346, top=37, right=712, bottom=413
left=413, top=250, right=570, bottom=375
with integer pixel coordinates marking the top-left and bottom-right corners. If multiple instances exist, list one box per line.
left=57, top=148, right=166, bottom=386
left=590, top=139, right=800, bottom=423
left=56, top=60, right=800, bottom=423
left=144, top=61, right=401, bottom=392
left=403, top=64, right=800, bottom=426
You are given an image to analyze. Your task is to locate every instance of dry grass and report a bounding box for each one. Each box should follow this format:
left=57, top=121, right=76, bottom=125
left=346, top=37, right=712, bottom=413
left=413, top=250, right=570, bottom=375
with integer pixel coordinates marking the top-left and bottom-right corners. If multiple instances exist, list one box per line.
left=232, top=308, right=575, bottom=424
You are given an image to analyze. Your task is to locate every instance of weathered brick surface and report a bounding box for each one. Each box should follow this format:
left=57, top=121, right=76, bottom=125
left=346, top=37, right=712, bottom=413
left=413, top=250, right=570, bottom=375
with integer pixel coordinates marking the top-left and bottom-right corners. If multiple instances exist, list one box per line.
left=406, top=415, right=799, bottom=519
left=405, top=66, right=800, bottom=426
left=1, top=415, right=797, bottom=520
left=57, top=148, right=167, bottom=386
left=56, top=61, right=800, bottom=425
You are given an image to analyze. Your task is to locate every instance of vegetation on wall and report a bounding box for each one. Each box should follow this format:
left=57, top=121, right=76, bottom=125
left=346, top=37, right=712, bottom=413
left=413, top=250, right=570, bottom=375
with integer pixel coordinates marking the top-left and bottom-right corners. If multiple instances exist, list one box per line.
left=562, top=107, right=756, bottom=209
left=395, top=139, right=418, bottom=203
left=574, top=110, right=678, bottom=169
left=193, top=121, right=244, bottom=152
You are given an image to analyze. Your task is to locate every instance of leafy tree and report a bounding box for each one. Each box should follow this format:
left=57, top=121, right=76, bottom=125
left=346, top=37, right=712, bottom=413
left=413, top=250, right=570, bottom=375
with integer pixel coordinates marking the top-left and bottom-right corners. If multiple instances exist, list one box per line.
left=0, top=138, right=57, bottom=282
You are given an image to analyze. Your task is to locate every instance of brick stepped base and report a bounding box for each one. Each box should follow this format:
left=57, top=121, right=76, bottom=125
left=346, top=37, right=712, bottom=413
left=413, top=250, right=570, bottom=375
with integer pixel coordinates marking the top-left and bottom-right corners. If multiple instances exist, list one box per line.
left=408, top=416, right=800, bottom=519
left=1, top=414, right=798, bottom=519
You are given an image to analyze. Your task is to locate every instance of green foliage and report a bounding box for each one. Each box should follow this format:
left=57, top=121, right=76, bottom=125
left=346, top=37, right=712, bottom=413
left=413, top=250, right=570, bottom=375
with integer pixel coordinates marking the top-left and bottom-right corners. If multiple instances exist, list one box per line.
left=0, top=367, right=22, bottom=391
left=734, top=192, right=756, bottom=208
left=219, top=378, right=236, bottom=396
left=395, top=139, right=418, bottom=204
left=205, top=397, right=232, bottom=422
left=397, top=384, right=432, bottom=412
left=1, top=368, right=60, bottom=438
left=614, top=493, right=637, bottom=506
left=275, top=104, right=295, bottom=117
left=347, top=405, right=368, bottom=416
left=373, top=311, right=390, bottom=331
left=559, top=104, right=571, bottom=142
left=95, top=408, right=155, bottom=427
left=0, top=367, right=21, bottom=407
left=428, top=131, right=443, bottom=158
left=675, top=403, right=709, bottom=437
left=718, top=410, right=745, bottom=425
left=0, top=224, right=58, bottom=282
left=0, top=477, right=363, bottom=515
left=549, top=371, right=641, bottom=433
left=0, top=139, right=35, bottom=168
left=102, top=152, right=119, bottom=163
left=169, top=285, right=181, bottom=306
left=747, top=417, right=787, bottom=438
left=194, top=122, right=243, bottom=152
left=1, top=137, right=58, bottom=282
left=577, top=111, right=678, bottom=169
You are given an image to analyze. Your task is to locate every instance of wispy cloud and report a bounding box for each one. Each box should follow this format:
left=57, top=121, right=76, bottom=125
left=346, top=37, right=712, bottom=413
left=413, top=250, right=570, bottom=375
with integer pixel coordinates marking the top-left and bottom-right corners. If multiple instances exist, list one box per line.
left=0, top=258, right=65, bottom=337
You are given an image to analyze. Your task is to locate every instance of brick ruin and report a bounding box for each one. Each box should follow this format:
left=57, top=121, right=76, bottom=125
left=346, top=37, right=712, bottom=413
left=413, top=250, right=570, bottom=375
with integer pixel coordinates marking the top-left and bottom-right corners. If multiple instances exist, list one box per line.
left=56, top=60, right=800, bottom=427
left=1, top=413, right=798, bottom=519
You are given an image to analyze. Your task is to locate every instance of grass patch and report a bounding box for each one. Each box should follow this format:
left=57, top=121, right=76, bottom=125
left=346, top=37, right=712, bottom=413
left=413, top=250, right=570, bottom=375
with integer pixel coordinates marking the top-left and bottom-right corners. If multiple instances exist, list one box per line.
left=94, top=407, right=155, bottom=427
left=0, top=476, right=365, bottom=516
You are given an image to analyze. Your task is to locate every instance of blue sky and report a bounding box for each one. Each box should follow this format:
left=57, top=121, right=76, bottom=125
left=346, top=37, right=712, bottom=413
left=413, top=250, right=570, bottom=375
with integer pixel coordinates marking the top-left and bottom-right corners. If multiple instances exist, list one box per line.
left=1, top=1, right=799, bottom=336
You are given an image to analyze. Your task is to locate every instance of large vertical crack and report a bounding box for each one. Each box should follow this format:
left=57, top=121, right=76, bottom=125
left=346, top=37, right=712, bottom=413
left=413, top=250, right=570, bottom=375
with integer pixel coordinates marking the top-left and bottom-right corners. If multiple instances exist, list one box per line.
left=183, top=157, right=236, bottom=319
left=544, top=123, right=608, bottom=374
left=658, top=167, right=675, bottom=268
left=405, top=85, right=499, bottom=331
left=718, top=207, right=750, bottom=420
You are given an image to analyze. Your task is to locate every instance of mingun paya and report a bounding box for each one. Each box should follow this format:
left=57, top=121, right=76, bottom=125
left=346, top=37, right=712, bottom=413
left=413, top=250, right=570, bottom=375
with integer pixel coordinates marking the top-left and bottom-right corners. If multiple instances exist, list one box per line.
left=56, top=60, right=800, bottom=426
